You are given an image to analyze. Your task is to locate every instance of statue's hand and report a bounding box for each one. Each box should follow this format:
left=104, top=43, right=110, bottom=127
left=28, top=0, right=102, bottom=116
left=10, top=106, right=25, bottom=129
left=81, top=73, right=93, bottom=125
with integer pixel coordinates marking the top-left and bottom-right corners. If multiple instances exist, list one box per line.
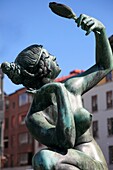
left=76, top=14, right=105, bottom=35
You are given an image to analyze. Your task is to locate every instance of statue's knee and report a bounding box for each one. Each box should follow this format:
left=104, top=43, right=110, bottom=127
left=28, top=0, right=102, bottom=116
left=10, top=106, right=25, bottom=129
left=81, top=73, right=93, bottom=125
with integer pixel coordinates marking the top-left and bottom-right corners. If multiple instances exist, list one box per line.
left=56, top=162, right=80, bottom=170
left=32, top=149, right=53, bottom=170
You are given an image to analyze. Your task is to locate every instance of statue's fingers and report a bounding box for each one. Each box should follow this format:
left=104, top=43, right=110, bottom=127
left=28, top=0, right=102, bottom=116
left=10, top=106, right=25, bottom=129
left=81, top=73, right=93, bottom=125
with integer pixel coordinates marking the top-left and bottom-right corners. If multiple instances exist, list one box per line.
left=85, top=24, right=96, bottom=35
left=81, top=20, right=94, bottom=32
left=76, top=14, right=86, bottom=27
left=86, top=20, right=95, bottom=27
left=83, top=18, right=92, bottom=24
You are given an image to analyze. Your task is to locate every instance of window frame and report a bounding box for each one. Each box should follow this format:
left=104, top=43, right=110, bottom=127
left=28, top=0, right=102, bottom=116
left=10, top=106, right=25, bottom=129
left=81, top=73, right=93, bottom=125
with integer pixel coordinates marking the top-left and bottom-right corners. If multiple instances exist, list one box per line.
left=92, top=95, right=98, bottom=112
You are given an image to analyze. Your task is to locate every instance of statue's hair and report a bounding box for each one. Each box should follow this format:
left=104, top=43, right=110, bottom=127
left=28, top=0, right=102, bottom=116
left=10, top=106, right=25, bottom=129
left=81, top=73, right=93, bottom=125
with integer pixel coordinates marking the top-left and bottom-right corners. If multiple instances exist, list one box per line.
left=1, top=62, right=22, bottom=85
left=15, top=45, right=51, bottom=79
left=1, top=45, right=52, bottom=89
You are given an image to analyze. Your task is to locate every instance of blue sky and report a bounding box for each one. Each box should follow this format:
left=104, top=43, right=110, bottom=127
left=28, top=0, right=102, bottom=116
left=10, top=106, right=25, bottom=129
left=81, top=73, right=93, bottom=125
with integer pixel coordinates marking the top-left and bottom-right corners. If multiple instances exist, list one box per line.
left=0, top=0, right=113, bottom=94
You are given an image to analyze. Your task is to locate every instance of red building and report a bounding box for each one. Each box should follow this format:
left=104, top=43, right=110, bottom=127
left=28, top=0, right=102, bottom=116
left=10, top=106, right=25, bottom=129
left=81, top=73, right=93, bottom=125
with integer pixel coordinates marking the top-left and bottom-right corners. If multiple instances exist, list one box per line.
left=4, top=88, right=34, bottom=168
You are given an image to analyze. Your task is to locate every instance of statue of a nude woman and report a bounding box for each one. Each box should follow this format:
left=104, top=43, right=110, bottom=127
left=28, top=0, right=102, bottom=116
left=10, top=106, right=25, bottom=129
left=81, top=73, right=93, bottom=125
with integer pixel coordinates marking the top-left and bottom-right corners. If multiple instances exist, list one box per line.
left=1, top=13, right=113, bottom=170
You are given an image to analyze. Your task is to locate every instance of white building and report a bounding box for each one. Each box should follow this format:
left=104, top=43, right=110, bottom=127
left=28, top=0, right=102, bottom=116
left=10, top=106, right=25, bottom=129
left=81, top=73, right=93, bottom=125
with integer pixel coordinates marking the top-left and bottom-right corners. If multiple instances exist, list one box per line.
left=83, top=72, right=113, bottom=170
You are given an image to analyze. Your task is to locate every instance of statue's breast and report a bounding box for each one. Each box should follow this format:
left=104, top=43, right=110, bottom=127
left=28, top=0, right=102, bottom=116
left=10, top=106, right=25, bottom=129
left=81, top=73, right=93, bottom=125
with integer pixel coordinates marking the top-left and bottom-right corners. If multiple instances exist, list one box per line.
left=74, top=107, right=92, bottom=138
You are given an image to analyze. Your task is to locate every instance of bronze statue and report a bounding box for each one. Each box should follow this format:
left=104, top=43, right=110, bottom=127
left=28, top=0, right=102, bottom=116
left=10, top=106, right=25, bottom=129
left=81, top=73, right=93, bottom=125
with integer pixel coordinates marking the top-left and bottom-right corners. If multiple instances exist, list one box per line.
left=1, top=2, right=113, bottom=170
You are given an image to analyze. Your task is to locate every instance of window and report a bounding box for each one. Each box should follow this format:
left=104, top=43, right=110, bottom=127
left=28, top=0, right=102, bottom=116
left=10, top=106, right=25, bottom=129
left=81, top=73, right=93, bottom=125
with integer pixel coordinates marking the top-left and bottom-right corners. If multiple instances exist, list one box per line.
left=5, top=99, right=9, bottom=110
left=109, top=146, right=113, bottom=164
left=107, top=117, right=113, bottom=136
left=19, top=115, right=26, bottom=125
left=19, top=152, right=32, bottom=165
left=19, top=132, right=32, bottom=145
left=29, top=95, right=33, bottom=103
left=92, top=95, right=98, bottom=112
left=106, top=72, right=112, bottom=82
left=19, top=133, right=28, bottom=144
left=19, top=93, right=28, bottom=106
left=106, top=91, right=113, bottom=109
left=0, top=100, right=3, bottom=110
left=92, top=121, right=98, bottom=138
left=19, top=153, right=28, bottom=165
left=4, top=137, right=9, bottom=148
left=5, top=118, right=9, bottom=129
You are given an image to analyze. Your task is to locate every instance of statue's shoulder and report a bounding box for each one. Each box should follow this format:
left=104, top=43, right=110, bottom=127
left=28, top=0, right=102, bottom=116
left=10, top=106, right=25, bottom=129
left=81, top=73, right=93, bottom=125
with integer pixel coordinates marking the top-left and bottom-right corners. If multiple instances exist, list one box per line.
left=64, top=76, right=84, bottom=94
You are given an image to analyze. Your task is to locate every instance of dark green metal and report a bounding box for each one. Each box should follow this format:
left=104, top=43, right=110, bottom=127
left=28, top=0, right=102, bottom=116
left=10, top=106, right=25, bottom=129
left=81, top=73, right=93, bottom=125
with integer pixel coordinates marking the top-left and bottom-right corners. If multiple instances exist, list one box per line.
left=1, top=3, right=113, bottom=170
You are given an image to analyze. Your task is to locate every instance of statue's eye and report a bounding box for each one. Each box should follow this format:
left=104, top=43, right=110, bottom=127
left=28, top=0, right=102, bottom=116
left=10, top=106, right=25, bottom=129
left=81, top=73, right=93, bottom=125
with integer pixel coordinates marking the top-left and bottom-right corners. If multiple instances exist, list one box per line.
left=53, top=56, right=56, bottom=61
left=45, top=56, right=49, bottom=59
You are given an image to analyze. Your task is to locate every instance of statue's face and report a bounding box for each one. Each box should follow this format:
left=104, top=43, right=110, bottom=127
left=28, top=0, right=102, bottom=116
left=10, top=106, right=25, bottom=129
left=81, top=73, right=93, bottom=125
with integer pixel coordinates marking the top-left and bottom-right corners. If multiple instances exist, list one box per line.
left=42, top=49, right=61, bottom=79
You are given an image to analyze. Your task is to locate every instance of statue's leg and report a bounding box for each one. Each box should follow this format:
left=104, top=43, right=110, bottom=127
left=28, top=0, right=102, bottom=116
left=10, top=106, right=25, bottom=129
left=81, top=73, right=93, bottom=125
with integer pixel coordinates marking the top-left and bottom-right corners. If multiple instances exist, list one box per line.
left=32, top=149, right=60, bottom=170
left=56, top=148, right=108, bottom=170
left=32, top=147, right=107, bottom=170
left=56, top=164, right=80, bottom=170
left=32, top=149, right=80, bottom=170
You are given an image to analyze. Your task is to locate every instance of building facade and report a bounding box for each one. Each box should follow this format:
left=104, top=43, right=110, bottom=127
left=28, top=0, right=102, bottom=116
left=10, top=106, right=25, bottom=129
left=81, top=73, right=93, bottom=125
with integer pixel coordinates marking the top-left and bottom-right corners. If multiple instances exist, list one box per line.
left=4, top=88, right=34, bottom=169
left=82, top=35, right=113, bottom=170
left=83, top=71, right=113, bottom=170
left=0, top=68, right=4, bottom=169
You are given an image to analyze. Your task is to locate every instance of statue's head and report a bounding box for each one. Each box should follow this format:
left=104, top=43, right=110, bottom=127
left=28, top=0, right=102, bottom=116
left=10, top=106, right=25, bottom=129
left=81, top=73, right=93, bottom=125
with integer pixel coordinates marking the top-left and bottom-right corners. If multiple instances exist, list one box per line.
left=1, top=44, right=61, bottom=89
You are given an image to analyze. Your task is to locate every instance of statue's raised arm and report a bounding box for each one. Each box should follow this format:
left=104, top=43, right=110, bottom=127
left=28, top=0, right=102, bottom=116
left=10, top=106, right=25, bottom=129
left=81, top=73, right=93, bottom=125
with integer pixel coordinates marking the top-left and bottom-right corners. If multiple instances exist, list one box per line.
left=1, top=3, right=112, bottom=170
left=65, top=14, right=113, bottom=95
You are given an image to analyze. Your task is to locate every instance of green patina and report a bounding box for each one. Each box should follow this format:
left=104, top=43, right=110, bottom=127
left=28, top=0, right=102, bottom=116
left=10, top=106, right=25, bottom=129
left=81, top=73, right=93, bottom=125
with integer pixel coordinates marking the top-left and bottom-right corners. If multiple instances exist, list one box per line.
left=1, top=2, right=113, bottom=170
